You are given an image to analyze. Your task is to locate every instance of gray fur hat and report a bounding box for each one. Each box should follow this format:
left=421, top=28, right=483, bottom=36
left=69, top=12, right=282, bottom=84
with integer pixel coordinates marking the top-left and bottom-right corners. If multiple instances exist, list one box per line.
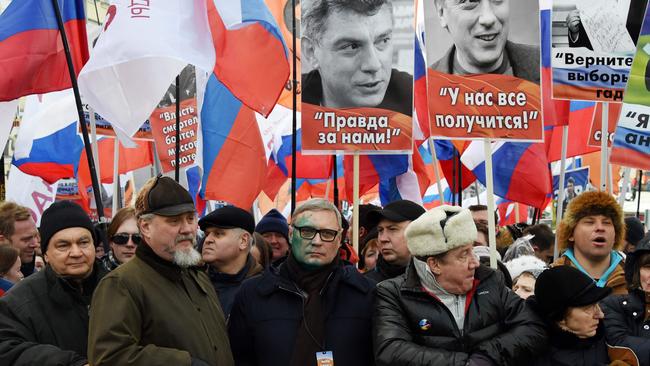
left=406, top=205, right=477, bottom=257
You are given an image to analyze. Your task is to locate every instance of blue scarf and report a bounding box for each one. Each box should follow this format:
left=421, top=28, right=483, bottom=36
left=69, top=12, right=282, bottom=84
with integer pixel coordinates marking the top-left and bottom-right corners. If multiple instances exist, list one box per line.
left=564, top=248, right=622, bottom=287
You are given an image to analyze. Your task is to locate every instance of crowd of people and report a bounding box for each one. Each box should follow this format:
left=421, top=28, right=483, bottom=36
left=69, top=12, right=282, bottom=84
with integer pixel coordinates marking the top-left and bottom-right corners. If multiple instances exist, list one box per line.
left=0, top=174, right=647, bottom=365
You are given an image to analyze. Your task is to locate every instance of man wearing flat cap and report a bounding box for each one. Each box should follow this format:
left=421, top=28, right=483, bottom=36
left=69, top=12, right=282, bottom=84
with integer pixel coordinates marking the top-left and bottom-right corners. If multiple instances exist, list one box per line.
left=364, top=199, right=425, bottom=283
left=88, top=176, right=233, bottom=366
left=0, top=200, right=107, bottom=366
left=373, top=205, right=546, bottom=366
left=200, top=205, right=262, bottom=318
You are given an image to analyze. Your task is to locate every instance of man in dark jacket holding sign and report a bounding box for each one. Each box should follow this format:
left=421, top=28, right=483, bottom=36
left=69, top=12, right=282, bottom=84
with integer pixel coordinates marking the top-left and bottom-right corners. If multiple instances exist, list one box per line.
left=373, top=205, right=547, bottom=365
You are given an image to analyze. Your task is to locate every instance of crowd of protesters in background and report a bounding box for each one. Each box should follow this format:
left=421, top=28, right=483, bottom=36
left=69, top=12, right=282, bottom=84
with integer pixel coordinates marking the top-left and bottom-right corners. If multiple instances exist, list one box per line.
left=0, top=173, right=647, bottom=365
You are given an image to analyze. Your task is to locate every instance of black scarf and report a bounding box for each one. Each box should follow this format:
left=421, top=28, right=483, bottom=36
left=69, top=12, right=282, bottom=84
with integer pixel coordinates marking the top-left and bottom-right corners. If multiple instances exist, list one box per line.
left=376, top=255, right=407, bottom=279
left=283, top=253, right=340, bottom=366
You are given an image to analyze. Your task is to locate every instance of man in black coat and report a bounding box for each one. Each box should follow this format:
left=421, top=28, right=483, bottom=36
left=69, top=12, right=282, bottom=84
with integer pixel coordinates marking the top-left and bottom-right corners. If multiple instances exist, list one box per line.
left=364, top=200, right=425, bottom=283
left=228, top=198, right=376, bottom=366
left=0, top=201, right=107, bottom=366
left=373, top=205, right=547, bottom=365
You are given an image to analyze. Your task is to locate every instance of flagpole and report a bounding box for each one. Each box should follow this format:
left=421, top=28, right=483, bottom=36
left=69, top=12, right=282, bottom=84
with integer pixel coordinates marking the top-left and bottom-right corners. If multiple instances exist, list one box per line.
left=554, top=125, right=568, bottom=260
left=483, top=139, right=497, bottom=270
left=600, top=102, right=608, bottom=191
left=457, top=151, right=462, bottom=205
left=637, top=170, right=643, bottom=218
left=175, top=75, right=180, bottom=182
left=288, top=0, right=298, bottom=214
left=451, top=148, right=457, bottom=205
left=474, top=181, right=480, bottom=205
left=50, top=0, right=105, bottom=221
left=427, top=137, right=445, bottom=205
left=618, top=167, right=630, bottom=207
left=333, top=155, right=340, bottom=208
left=88, top=108, right=102, bottom=189
left=353, top=151, right=360, bottom=263
left=112, top=138, right=120, bottom=216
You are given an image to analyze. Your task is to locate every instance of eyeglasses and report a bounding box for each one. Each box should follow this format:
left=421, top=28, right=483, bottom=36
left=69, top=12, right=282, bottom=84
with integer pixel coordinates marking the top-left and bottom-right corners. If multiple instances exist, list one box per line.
left=293, top=226, right=339, bottom=242
left=111, top=233, right=142, bottom=245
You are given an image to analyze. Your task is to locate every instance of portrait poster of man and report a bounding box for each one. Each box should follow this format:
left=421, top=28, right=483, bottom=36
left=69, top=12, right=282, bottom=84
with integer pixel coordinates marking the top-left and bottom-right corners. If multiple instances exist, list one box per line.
left=300, top=0, right=414, bottom=154
left=424, top=0, right=544, bottom=141
left=552, top=166, right=590, bottom=217
left=551, top=0, right=648, bottom=102
left=610, top=2, right=650, bottom=170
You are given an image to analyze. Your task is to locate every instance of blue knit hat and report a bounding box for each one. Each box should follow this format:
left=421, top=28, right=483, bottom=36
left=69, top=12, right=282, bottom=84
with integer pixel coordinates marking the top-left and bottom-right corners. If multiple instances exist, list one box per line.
left=255, top=209, right=289, bottom=242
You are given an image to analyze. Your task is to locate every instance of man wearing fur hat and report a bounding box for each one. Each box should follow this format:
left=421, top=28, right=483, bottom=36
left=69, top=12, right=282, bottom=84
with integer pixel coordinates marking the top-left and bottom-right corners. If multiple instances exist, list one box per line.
left=373, top=205, right=546, bottom=365
left=0, top=201, right=107, bottom=366
left=88, top=176, right=233, bottom=366
left=553, top=191, right=627, bottom=295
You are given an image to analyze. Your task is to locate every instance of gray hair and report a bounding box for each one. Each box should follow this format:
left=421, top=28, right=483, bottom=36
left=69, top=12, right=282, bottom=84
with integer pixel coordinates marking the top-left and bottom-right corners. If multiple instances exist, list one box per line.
left=302, top=0, right=393, bottom=44
left=233, top=228, right=254, bottom=251
left=291, top=198, right=342, bottom=230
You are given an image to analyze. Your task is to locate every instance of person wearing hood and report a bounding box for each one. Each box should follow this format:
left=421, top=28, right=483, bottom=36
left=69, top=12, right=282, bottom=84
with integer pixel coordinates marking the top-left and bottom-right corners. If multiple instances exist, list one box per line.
left=602, top=232, right=650, bottom=366
left=228, top=198, right=376, bottom=366
left=373, top=205, right=547, bottom=365
left=623, top=217, right=646, bottom=254
left=527, top=266, right=614, bottom=366
left=552, top=191, right=627, bottom=295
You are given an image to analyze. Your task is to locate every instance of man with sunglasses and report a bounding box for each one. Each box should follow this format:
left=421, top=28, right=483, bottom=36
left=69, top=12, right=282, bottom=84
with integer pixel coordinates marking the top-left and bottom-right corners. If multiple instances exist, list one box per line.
left=229, top=198, right=376, bottom=366
left=88, top=176, right=233, bottom=366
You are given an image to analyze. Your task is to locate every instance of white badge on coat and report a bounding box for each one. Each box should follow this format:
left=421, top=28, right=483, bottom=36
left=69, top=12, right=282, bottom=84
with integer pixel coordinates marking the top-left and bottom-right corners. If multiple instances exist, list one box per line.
left=316, top=351, right=334, bottom=366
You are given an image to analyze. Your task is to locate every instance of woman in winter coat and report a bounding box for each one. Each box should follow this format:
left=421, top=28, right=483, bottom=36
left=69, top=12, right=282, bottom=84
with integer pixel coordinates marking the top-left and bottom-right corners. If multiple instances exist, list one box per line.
left=602, top=232, right=650, bottom=366
left=527, top=265, right=614, bottom=365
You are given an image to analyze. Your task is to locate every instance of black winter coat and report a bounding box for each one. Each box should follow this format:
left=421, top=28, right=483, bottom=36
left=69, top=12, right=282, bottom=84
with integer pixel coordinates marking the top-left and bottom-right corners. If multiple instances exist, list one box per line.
left=602, top=290, right=650, bottom=366
left=531, top=325, right=609, bottom=366
left=228, top=262, right=376, bottom=366
left=0, top=262, right=107, bottom=366
left=373, top=263, right=547, bottom=366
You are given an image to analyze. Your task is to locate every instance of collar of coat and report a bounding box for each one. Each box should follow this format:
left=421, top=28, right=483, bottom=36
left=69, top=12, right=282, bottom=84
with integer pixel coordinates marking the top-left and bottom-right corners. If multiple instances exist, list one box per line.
left=255, top=259, right=373, bottom=297
left=136, top=242, right=202, bottom=282
left=44, top=261, right=105, bottom=307
left=400, top=259, right=494, bottom=295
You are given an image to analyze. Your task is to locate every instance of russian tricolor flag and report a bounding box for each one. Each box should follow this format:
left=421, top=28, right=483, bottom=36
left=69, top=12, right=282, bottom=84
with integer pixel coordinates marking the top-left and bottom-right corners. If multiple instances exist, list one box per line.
left=540, top=0, right=570, bottom=127
left=0, top=0, right=88, bottom=101
left=13, top=91, right=83, bottom=184
left=208, top=0, right=289, bottom=117
left=200, top=75, right=267, bottom=208
left=461, top=141, right=551, bottom=208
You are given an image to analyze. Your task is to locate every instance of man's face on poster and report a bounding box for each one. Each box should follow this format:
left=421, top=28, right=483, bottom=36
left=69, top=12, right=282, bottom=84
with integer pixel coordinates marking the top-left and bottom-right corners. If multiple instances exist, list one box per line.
left=308, top=5, right=394, bottom=108
left=437, top=0, right=510, bottom=73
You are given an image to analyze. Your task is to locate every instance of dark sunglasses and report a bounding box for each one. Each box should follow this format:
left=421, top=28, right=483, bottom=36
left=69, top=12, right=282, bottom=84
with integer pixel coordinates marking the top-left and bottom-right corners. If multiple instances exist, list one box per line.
left=111, top=233, right=142, bottom=245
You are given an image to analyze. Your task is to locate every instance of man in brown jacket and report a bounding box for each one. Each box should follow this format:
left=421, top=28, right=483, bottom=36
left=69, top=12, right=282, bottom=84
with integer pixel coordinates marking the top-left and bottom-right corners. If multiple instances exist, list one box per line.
left=88, top=176, right=234, bottom=366
left=552, top=191, right=627, bottom=295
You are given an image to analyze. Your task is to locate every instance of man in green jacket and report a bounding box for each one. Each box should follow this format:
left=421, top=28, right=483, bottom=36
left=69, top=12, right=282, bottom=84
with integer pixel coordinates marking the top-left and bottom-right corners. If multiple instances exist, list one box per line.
left=88, top=176, right=234, bottom=366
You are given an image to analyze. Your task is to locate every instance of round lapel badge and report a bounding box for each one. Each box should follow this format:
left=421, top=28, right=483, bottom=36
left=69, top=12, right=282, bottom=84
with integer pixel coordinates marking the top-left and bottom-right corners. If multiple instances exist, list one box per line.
left=419, top=318, right=431, bottom=331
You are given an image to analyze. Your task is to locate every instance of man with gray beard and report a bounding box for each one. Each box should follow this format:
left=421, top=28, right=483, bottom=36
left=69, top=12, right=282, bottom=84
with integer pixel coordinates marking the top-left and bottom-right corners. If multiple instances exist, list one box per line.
left=87, top=176, right=233, bottom=366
